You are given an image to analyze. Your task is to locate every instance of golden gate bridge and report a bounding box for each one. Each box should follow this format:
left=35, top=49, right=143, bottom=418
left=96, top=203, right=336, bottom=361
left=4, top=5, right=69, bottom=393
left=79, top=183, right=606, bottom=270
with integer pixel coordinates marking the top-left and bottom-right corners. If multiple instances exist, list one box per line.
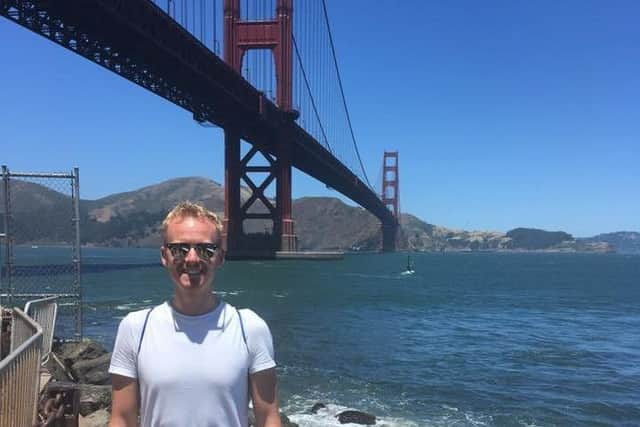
left=0, top=0, right=402, bottom=258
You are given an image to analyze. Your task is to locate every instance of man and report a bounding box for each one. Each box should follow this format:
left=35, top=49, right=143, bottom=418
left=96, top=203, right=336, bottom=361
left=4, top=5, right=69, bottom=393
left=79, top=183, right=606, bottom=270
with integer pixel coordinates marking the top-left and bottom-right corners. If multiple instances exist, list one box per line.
left=109, top=201, right=281, bottom=427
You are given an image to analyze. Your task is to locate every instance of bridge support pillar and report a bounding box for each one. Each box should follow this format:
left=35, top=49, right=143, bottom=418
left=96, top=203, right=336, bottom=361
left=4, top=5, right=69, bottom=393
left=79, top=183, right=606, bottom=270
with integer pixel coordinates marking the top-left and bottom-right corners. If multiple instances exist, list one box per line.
left=275, top=137, right=296, bottom=252
left=223, top=127, right=242, bottom=254
left=382, top=221, right=398, bottom=252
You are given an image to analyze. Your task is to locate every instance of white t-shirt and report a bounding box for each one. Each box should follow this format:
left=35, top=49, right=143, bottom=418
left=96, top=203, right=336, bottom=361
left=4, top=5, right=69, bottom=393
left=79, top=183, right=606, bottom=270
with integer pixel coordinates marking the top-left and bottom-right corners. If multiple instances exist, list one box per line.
left=109, top=301, right=276, bottom=427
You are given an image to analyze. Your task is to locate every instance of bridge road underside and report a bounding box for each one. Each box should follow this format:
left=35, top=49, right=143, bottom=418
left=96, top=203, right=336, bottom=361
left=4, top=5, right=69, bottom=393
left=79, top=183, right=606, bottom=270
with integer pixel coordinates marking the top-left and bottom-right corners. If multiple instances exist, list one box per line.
left=0, top=0, right=398, bottom=256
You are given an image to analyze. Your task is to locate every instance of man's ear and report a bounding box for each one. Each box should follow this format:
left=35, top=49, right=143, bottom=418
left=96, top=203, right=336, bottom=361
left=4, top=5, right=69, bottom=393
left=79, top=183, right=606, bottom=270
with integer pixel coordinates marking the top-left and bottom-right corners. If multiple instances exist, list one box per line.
left=214, top=248, right=225, bottom=268
left=160, top=246, right=169, bottom=267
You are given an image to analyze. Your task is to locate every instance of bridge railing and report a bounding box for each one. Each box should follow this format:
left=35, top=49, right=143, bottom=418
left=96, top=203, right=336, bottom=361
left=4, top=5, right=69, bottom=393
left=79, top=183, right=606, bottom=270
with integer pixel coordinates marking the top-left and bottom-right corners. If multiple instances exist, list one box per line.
left=24, top=296, right=58, bottom=363
left=0, top=308, right=42, bottom=427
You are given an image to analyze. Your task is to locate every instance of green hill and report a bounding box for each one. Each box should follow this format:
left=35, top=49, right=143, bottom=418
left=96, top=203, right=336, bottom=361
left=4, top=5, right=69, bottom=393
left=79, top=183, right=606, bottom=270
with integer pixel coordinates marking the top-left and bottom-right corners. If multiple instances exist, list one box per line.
left=506, top=228, right=574, bottom=250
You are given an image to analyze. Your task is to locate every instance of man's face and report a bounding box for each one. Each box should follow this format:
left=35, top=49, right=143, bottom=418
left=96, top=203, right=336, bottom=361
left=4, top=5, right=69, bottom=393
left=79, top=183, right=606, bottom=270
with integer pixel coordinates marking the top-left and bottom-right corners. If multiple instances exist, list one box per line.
left=160, top=216, right=224, bottom=295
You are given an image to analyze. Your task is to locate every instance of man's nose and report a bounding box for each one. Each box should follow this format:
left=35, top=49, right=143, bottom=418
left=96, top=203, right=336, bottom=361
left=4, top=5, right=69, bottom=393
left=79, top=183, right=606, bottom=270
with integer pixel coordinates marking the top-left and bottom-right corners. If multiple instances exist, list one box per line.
left=184, top=246, right=200, bottom=263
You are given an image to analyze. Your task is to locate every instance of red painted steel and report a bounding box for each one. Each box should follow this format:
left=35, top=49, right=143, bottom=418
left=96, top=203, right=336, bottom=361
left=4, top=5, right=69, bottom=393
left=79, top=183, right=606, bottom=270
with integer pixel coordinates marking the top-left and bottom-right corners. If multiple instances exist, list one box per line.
left=223, top=0, right=293, bottom=111
left=223, top=0, right=296, bottom=255
left=382, top=151, right=399, bottom=218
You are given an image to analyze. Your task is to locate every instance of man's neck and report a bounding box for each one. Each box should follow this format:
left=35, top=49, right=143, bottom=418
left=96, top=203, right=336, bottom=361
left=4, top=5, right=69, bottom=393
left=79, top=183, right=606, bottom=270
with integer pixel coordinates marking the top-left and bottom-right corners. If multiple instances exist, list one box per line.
left=171, top=292, right=218, bottom=316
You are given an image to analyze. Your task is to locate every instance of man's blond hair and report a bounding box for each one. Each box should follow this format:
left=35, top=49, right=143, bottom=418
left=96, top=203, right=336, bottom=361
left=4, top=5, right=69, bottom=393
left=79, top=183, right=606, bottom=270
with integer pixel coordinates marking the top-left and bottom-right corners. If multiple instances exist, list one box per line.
left=161, top=201, right=223, bottom=240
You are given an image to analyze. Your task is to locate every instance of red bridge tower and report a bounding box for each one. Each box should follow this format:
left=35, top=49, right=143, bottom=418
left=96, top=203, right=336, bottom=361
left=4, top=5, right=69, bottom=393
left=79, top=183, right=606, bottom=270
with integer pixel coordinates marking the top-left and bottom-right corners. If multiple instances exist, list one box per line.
left=381, top=151, right=399, bottom=251
left=223, top=0, right=296, bottom=257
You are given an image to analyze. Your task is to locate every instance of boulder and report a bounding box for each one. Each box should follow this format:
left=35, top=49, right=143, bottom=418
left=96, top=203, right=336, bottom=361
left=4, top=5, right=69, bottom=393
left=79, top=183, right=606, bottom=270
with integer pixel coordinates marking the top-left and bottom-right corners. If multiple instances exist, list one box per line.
left=310, top=402, right=326, bottom=414
left=45, top=353, right=75, bottom=382
left=336, top=410, right=376, bottom=425
left=56, top=340, right=108, bottom=364
left=79, top=408, right=110, bottom=427
left=78, top=384, right=112, bottom=416
left=72, top=353, right=112, bottom=385
left=280, top=412, right=299, bottom=427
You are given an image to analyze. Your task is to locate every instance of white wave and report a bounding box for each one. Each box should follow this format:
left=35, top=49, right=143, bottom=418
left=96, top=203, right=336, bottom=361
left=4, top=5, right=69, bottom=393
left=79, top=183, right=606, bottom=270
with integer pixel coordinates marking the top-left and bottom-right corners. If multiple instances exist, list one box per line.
left=282, top=396, right=420, bottom=427
left=217, top=290, right=244, bottom=297
left=286, top=402, right=419, bottom=427
left=115, top=302, right=152, bottom=311
left=281, top=390, right=496, bottom=427
left=273, top=293, right=287, bottom=298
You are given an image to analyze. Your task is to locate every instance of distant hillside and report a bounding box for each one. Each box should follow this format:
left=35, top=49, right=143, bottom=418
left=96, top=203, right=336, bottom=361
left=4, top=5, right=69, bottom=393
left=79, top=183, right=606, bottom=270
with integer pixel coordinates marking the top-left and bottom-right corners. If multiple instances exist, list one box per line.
left=293, top=197, right=379, bottom=250
left=579, top=232, right=640, bottom=254
left=87, top=177, right=250, bottom=223
left=83, top=177, right=240, bottom=247
left=1, top=177, right=622, bottom=252
left=0, top=180, right=78, bottom=244
left=399, top=214, right=511, bottom=251
left=506, top=228, right=574, bottom=250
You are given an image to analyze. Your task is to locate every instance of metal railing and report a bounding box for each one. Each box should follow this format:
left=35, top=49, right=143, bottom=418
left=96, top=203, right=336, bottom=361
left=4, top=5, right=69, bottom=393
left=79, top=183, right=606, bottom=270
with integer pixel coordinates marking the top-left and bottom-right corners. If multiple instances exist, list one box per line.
left=0, top=308, right=42, bottom=427
left=24, top=296, right=57, bottom=364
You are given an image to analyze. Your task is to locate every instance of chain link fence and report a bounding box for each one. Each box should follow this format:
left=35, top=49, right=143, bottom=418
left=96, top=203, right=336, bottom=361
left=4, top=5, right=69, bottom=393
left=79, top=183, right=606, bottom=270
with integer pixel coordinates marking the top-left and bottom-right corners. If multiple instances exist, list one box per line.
left=1, top=166, right=82, bottom=340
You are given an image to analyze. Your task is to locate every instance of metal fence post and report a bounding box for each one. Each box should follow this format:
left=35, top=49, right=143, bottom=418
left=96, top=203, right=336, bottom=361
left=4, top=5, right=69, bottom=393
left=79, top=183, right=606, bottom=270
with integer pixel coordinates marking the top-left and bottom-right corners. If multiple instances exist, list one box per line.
left=1, top=165, right=11, bottom=307
left=72, top=167, right=82, bottom=340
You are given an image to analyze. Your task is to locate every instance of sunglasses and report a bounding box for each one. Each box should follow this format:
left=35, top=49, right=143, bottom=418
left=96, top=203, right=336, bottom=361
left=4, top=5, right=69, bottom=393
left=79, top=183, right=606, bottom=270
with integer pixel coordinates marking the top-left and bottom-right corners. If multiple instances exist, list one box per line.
left=165, top=242, right=218, bottom=261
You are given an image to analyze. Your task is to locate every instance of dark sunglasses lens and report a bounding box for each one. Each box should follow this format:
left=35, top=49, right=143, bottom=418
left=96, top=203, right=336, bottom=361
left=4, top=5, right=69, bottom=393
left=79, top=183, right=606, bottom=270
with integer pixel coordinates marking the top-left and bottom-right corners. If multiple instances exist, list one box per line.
left=168, top=243, right=216, bottom=260
left=196, top=244, right=217, bottom=259
left=168, top=244, right=189, bottom=258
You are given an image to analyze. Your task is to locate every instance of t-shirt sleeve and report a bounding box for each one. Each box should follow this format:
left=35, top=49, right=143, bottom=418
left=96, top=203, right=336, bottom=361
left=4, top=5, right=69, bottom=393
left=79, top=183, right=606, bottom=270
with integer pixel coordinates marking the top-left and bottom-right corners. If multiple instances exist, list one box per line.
left=240, top=309, right=276, bottom=374
left=108, top=312, right=139, bottom=379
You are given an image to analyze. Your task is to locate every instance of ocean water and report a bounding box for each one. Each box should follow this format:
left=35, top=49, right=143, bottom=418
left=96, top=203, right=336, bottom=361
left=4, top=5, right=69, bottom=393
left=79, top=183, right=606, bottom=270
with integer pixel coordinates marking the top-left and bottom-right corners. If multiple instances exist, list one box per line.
left=13, top=248, right=640, bottom=426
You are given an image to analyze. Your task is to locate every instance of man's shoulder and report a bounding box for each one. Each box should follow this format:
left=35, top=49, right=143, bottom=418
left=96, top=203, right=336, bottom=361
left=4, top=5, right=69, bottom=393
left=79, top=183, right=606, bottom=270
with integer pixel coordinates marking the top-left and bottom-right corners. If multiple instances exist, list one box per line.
left=121, top=303, right=166, bottom=328
left=235, top=307, right=270, bottom=333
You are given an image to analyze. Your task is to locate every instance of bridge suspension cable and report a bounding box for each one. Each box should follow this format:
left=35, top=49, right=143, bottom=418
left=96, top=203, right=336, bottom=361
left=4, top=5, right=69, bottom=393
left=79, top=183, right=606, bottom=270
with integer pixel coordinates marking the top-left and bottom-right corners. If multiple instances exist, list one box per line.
left=320, top=0, right=372, bottom=189
left=292, top=35, right=333, bottom=155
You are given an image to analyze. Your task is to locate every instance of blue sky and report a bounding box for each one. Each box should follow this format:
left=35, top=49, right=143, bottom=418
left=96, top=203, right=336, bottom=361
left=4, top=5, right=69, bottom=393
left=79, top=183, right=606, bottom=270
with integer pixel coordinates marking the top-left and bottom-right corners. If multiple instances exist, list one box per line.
left=1, top=1, right=638, bottom=237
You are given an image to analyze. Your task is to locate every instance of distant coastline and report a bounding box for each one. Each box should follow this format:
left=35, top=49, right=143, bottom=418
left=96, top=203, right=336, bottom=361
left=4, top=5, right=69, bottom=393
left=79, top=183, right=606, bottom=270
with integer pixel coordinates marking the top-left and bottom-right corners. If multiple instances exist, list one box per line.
left=5, top=177, right=639, bottom=254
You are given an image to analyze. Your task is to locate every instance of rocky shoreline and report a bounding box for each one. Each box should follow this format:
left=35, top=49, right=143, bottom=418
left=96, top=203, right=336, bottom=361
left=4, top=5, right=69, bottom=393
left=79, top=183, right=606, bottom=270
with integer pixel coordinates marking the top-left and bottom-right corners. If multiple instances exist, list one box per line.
left=47, top=339, right=377, bottom=426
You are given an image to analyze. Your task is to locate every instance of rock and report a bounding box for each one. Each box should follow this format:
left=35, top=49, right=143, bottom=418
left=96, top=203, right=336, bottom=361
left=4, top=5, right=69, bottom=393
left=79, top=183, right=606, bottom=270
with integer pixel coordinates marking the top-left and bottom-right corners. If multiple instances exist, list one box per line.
left=72, top=353, right=112, bottom=385
left=79, top=384, right=112, bottom=416
left=310, top=402, right=326, bottom=414
left=336, top=410, right=376, bottom=425
left=57, top=340, right=108, bottom=364
left=79, top=408, right=110, bottom=427
left=45, top=353, right=75, bottom=382
left=280, top=412, right=299, bottom=427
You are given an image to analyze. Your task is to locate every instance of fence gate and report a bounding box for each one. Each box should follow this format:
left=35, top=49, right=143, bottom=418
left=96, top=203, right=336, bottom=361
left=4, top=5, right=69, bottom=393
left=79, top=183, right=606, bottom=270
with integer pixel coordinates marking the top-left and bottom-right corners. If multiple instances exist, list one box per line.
left=1, top=165, right=82, bottom=340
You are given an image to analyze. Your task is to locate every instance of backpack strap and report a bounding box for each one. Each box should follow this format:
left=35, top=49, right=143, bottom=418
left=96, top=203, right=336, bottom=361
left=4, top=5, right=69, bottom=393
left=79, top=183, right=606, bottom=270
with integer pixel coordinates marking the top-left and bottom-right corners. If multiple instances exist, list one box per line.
left=236, top=307, right=252, bottom=402
left=136, top=306, right=156, bottom=367
left=235, top=307, right=249, bottom=353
